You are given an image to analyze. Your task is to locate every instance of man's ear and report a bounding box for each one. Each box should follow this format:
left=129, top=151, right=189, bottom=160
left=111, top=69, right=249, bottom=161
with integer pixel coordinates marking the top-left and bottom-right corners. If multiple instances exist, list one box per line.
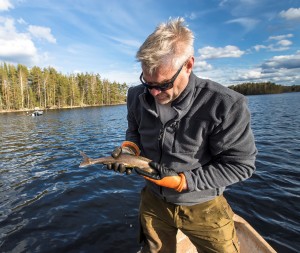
left=185, top=56, right=194, bottom=74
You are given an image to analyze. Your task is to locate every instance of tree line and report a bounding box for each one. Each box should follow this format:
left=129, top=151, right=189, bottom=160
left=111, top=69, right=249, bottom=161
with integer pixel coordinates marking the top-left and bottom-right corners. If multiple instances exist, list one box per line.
left=0, top=63, right=129, bottom=111
left=2, top=63, right=299, bottom=112
left=228, top=82, right=300, bottom=95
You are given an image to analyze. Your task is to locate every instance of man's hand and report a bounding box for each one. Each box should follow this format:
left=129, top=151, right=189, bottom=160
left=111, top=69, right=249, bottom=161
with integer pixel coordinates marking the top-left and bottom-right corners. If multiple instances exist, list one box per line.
left=106, top=141, right=140, bottom=174
left=135, top=161, right=187, bottom=192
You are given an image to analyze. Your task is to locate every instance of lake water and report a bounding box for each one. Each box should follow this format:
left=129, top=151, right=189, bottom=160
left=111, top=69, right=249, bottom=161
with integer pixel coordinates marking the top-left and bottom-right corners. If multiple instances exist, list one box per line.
left=0, top=92, right=299, bottom=253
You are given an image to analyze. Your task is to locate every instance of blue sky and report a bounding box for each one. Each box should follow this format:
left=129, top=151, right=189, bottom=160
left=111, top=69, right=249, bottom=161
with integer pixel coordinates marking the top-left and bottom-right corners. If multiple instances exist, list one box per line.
left=0, top=0, right=299, bottom=86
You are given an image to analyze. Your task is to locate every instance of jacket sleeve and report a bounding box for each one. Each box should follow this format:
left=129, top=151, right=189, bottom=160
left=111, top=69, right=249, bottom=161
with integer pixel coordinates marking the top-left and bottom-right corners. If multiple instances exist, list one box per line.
left=125, top=87, right=141, bottom=147
left=184, top=97, right=257, bottom=191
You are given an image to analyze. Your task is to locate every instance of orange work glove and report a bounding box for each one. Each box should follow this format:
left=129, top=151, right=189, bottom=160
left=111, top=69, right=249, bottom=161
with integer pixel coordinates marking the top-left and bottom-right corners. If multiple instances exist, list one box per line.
left=135, top=161, right=187, bottom=192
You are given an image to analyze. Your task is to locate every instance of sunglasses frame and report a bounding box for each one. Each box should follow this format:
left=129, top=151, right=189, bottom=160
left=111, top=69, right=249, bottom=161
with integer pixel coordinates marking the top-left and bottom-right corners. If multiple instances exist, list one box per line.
left=140, top=64, right=184, bottom=92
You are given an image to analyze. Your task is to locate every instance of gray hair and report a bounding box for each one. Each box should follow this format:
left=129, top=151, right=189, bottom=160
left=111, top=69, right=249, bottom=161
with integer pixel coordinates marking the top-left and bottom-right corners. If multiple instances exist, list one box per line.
left=136, top=17, right=194, bottom=75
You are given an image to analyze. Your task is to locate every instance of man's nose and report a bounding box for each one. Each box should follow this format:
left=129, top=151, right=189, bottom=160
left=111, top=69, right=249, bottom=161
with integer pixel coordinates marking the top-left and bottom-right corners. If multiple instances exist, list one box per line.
left=149, top=88, right=162, bottom=96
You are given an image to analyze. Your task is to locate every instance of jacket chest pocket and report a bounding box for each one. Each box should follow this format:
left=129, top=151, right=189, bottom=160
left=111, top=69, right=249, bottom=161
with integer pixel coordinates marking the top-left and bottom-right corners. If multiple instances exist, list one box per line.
left=171, top=118, right=210, bottom=154
left=138, top=120, right=162, bottom=159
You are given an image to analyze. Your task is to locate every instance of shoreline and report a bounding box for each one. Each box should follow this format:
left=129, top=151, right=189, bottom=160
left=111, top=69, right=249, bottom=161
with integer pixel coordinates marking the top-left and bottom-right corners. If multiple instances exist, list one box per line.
left=0, top=103, right=126, bottom=114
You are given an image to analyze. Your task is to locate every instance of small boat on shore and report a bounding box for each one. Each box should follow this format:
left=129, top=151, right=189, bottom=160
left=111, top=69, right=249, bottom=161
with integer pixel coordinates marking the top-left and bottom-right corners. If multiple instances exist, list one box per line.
left=31, top=110, right=43, bottom=116
left=176, top=214, right=276, bottom=253
left=31, top=107, right=43, bottom=117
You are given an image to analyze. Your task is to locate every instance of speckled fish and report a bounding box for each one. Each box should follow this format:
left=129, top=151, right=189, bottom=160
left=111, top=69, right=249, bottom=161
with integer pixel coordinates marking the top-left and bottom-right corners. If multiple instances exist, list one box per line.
left=79, top=151, right=156, bottom=174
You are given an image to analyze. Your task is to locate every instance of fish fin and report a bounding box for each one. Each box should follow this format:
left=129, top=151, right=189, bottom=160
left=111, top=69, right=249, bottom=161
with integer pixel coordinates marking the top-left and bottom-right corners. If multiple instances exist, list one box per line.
left=79, top=151, right=91, bottom=167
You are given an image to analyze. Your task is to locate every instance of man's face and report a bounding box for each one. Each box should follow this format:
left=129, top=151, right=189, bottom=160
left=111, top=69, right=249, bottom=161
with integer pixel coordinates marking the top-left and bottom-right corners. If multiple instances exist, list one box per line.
left=141, top=57, right=194, bottom=105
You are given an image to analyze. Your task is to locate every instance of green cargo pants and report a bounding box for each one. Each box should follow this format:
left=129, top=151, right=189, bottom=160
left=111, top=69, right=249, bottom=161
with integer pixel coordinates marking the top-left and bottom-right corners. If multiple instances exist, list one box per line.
left=139, top=187, right=240, bottom=253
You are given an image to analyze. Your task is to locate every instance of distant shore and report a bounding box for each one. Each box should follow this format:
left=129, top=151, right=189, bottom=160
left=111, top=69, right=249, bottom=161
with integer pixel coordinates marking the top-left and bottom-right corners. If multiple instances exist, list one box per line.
left=0, top=103, right=126, bottom=114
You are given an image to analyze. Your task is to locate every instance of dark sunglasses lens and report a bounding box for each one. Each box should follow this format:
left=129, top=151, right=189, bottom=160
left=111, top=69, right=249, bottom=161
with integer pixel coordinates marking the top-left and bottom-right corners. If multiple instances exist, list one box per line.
left=159, top=83, right=172, bottom=91
left=147, top=82, right=172, bottom=91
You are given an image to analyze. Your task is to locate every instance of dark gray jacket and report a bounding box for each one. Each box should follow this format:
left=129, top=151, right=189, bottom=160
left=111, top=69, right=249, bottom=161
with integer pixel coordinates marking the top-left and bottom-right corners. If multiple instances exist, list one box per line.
left=126, top=72, right=257, bottom=205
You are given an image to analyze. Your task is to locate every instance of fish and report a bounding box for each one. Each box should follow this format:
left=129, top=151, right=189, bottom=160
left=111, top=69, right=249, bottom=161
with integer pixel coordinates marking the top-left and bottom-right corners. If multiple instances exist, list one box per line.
left=79, top=151, right=157, bottom=174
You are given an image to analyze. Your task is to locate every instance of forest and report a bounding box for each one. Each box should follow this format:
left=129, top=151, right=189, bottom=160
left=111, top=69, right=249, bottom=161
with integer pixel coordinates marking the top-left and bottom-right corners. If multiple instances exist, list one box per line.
left=228, top=82, right=300, bottom=95
left=1, top=63, right=300, bottom=112
left=0, top=63, right=128, bottom=112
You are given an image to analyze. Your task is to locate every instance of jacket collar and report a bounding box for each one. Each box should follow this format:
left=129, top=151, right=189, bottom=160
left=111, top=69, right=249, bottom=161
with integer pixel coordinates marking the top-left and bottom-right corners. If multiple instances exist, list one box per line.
left=139, top=87, right=158, bottom=117
left=171, top=72, right=197, bottom=118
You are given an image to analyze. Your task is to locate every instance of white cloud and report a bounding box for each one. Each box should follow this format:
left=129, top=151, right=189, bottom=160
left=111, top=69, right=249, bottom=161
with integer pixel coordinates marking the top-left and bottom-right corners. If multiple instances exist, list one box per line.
left=225, top=17, right=260, bottom=32
left=194, top=60, right=213, bottom=71
left=0, top=38, right=37, bottom=59
left=277, top=39, right=292, bottom=47
left=229, top=66, right=300, bottom=85
left=194, top=50, right=300, bottom=86
left=28, top=25, right=56, bottom=44
left=198, top=45, right=244, bottom=60
left=105, top=35, right=140, bottom=48
left=17, top=18, right=27, bottom=25
left=268, top=34, right=293, bottom=41
left=253, top=35, right=293, bottom=52
left=280, top=8, right=300, bottom=20
left=231, top=69, right=263, bottom=82
left=253, top=45, right=267, bottom=51
left=0, top=0, right=13, bottom=11
left=261, top=51, right=300, bottom=70
left=0, top=17, right=38, bottom=65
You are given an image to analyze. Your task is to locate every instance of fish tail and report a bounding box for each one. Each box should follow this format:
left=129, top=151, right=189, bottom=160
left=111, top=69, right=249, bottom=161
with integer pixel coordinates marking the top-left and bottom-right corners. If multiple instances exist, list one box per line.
left=79, top=151, right=91, bottom=167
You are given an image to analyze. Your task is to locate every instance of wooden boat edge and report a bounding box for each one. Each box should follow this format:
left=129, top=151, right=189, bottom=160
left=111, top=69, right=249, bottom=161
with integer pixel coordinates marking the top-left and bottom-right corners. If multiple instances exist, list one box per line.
left=233, top=214, right=276, bottom=253
left=176, top=214, right=277, bottom=253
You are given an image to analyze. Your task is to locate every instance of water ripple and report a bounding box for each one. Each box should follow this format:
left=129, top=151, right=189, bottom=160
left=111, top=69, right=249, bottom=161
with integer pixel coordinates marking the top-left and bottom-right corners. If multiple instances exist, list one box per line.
left=1, top=97, right=300, bottom=252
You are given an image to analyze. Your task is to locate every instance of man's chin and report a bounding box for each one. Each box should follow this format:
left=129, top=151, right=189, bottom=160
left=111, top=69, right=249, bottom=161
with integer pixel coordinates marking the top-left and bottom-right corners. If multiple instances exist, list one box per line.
left=155, top=96, right=171, bottom=105
left=156, top=99, right=171, bottom=105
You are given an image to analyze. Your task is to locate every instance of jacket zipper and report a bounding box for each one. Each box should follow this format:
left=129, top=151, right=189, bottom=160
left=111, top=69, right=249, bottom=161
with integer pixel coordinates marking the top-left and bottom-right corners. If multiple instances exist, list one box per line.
left=157, top=120, right=177, bottom=198
left=158, top=127, right=164, bottom=162
left=157, top=125, right=165, bottom=196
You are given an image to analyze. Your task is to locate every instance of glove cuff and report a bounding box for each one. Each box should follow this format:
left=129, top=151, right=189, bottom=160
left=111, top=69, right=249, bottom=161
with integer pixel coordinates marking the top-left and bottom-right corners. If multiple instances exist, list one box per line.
left=121, top=141, right=141, bottom=156
left=175, top=173, right=186, bottom=192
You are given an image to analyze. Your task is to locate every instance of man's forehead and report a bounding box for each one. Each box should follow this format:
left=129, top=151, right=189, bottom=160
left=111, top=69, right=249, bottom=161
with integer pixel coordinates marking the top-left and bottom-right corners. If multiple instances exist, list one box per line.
left=142, top=65, right=174, bottom=80
left=143, top=71, right=173, bottom=84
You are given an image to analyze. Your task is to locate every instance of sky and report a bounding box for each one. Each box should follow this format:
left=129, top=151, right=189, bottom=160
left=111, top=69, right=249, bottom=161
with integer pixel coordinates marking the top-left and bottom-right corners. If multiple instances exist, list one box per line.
left=0, top=0, right=300, bottom=86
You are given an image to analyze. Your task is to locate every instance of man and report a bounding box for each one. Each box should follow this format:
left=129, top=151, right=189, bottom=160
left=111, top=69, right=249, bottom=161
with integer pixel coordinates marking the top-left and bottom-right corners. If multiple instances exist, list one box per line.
left=107, top=17, right=257, bottom=253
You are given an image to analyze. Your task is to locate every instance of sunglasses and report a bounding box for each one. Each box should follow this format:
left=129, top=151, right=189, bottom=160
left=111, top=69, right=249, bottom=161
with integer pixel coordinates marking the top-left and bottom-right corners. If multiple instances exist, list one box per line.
left=140, top=64, right=184, bottom=92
